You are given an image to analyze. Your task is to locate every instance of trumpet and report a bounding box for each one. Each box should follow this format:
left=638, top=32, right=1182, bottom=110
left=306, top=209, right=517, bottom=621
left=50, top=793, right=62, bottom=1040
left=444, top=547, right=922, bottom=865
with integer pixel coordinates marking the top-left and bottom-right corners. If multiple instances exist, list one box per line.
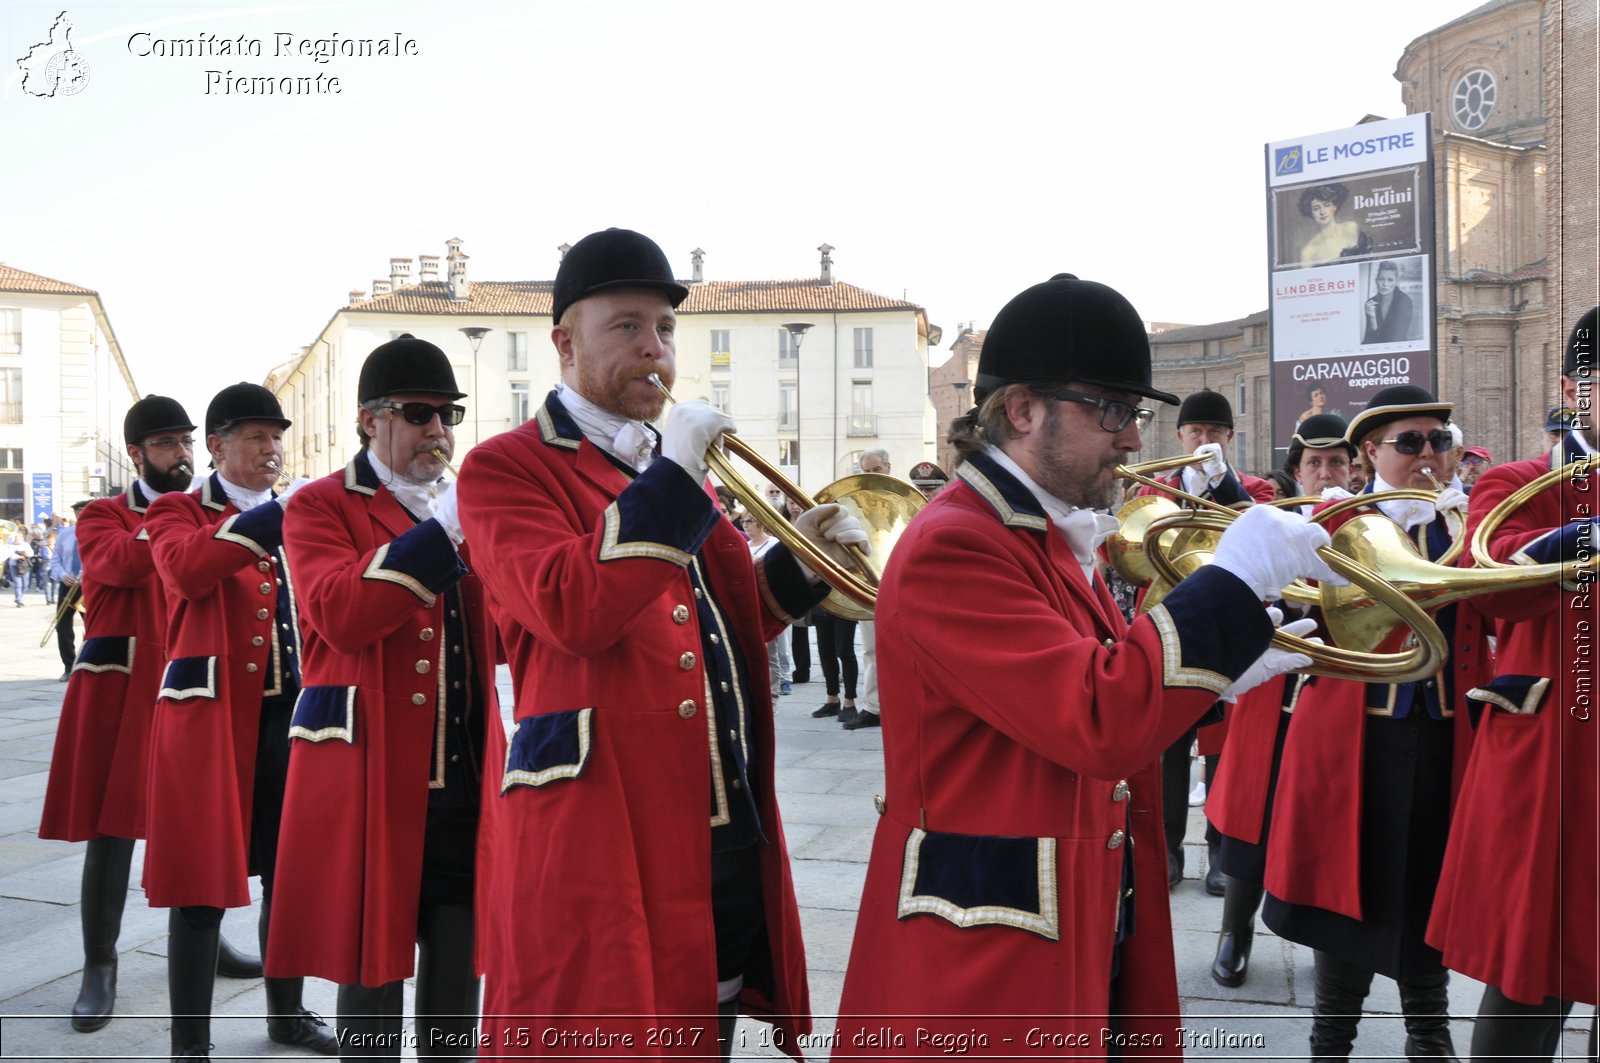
left=40, top=581, right=84, bottom=649
left=646, top=374, right=924, bottom=619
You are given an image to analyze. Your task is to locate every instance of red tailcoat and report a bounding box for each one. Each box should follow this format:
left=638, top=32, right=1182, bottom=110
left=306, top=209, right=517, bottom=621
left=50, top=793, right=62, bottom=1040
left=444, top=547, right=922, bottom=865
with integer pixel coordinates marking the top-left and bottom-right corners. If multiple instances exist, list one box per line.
left=455, top=397, right=811, bottom=1057
left=1427, top=448, right=1600, bottom=1005
left=1204, top=676, right=1291, bottom=846
left=40, top=483, right=167, bottom=841
left=143, top=475, right=297, bottom=909
left=267, top=457, right=504, bottom=986
left=1265, top=501, right=1490, bottom=921
left=835, top=453, right=1275, bottom=1059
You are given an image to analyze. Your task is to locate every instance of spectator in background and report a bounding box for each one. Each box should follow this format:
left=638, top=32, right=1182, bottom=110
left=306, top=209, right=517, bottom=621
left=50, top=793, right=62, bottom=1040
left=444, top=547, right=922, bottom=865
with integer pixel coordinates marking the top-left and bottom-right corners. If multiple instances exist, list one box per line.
left=1459, top=446, right=1492, bottom=492
left=1543, top=406, right=1577, bottom=451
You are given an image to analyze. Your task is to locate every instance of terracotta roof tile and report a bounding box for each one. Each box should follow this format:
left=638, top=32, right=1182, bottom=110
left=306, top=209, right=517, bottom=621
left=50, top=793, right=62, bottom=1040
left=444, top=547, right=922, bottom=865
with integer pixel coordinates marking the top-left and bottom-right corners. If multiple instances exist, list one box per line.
left=345, top=278, right=921, bottom=317
left=0, top=263, right=97, bottom=296
left=1149, top=309, right=1270, bottom=345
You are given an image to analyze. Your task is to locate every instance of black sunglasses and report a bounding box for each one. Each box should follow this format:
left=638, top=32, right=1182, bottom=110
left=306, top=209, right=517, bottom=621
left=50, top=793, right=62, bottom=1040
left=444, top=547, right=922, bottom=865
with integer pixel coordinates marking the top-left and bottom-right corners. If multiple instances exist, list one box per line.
left=1379, top=429, right=1454, bottom=456
left=376, top=401, right=466, bottom=427
left=1042, top=388, right=1154, bottom=433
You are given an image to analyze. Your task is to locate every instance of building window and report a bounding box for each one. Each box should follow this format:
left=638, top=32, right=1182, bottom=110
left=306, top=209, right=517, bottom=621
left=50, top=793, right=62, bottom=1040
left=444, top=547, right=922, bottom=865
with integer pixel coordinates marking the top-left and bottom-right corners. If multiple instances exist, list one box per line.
left=0, top=309, right=19, bottom=355
left=711, top=330, right=732, bottom=368
left=712, top=383, right=731, bottom=414
left=853, top=328, right=874, bottom=369
left=777, top=440, right=799, bottom=467
left=1235, top=431, right=1249, bottom=470
left=0, top=448, right=21, bottom=523
left=508, top=332, right=528, bottom=372
left=849, top=381, right=876, bottom=436
left=1234, top=373, right=1247, bottom=417
left=510, top=382, right=530, bottom=426
left=778, top=382, right=797, bottom=430
left=778, top=329, right=798, bottom=364
left=1452, top=69, right=1496, bottom=131
left=0, top=367, right=20, bottom=424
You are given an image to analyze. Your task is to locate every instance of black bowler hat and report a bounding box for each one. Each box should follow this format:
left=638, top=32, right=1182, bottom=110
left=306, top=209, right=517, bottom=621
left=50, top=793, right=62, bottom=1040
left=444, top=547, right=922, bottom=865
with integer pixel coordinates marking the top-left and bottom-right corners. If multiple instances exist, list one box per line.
left=973, top=274, right=1178, bottom=406
left=1177, top=389, right=1233, bottom=428
left=123, top=395, right=196, bottom=446
left=358, top=334, right=466, bottom=402
left=1344, top=384, right=1451, bottom=446
left=205, top=382, right=291, bottom=437
left=552, top=228, right=689, bottom=324
left=1286, top=413, right=1355, bottom=469
left=1563, top=306, right=1597, bottom=378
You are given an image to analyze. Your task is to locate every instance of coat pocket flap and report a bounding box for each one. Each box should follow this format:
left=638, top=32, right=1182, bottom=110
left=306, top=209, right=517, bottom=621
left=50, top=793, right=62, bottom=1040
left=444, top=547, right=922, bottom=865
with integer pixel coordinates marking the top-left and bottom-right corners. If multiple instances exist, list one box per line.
left=501, top=708, right=594, bottom=793
left=288, top=686, right=357, bottom=743
left=1466, top=674, right=1551, bottom=716
left=159, top=656, right=218, bottom=701
left=897, top=827, right=1059, bottom=940
left=75, top=636, right=136, bottom=675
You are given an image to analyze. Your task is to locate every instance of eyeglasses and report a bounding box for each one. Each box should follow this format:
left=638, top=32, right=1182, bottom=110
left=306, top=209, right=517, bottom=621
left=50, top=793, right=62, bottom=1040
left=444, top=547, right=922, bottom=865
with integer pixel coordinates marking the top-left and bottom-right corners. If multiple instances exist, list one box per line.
left=1461, top=456, right=1488, bottom=466
left=140, top=436, right=195, bottom=451
left=1044, top=388, right=1154, bottom=433
left=1379, top=429, right=1454, bottom=456
left=375, top=401, right=466, bottom=427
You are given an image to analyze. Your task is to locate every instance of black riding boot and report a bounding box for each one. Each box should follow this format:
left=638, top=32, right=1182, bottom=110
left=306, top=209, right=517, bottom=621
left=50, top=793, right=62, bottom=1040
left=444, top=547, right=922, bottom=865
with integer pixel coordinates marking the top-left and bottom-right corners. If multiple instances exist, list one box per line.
left=336, top=980, right=404, bottom=1060
left=1398, top=971, right=1459, bottom=1060
left=168, top=907, right=220, bottom=1060
left=1469, top=983, right=1573, bottom=1061
left=260, top=895, right=339, bottom=1054
left=1210, top=874, right=1263, bottom=988
left=1309, top=950, right=1373, bottom=1058
left=73, top=835, right=134, bottom=1032
left=216, top=933, right=263, bottom=978
left=416, top=903, right=481, bottom=1061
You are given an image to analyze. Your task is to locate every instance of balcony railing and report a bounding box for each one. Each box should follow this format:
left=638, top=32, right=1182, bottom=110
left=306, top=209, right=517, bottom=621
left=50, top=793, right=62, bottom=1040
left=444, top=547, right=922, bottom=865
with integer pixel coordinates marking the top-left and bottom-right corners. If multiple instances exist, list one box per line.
left=0, top=402, right=22, bottom=424
left=847, top=415, right=877, bottom=437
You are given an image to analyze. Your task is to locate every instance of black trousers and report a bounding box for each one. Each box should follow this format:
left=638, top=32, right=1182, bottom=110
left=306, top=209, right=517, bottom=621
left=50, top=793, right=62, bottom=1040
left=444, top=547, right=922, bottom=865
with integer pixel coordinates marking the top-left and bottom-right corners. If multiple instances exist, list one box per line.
left=1162, top=726, right=1218, bottom=866
left=56, top=611, right=77, bottom=671
left=790, top=625, right=811, bottom=681
left=814, top=614, right=858, bottom=700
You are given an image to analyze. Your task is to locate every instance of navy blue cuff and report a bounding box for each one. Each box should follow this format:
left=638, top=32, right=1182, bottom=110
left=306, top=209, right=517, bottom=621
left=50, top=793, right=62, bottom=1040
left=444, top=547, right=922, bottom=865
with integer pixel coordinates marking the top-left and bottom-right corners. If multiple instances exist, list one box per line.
left=1517, top=519, right=1598, bottom=565
left=1147, top=566, right=1274, bottom=692
left=361, top=518, right=466, bottom=605
left=758, top=544, right=832, bottom=623
left=215, top=501, right=284, bottom=557
left=1210, top=470, right=1250, bottom=508
left=598, top=459, right=720, bottom=566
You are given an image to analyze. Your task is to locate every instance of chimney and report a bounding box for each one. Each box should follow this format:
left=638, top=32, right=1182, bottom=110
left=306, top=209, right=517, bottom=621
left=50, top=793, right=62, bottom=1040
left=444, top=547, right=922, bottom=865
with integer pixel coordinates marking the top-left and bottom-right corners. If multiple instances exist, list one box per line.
left=818, top=243, right=835, bottom=285
left=372, top=280, right=392, bottom=296
left=557, top=241, right=572, bottom=260
left=348, top=289, right=366, bottom=306
left=448, top=250, right=469, bottom=302
left=389, top=257, right=412, bottom=290
left=691, top=247, right=705, bottom=284
left=418, top=255, right=441, bottom=283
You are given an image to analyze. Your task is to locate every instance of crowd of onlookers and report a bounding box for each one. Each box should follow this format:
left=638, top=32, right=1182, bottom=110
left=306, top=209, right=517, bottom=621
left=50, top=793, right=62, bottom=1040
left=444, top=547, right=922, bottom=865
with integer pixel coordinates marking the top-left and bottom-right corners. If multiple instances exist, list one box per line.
left=3, top=514, right=74, bottom=607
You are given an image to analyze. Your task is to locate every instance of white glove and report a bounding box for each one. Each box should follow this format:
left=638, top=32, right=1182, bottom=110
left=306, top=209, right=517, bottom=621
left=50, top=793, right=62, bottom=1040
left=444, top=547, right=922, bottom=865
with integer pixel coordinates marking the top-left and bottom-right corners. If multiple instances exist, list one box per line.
left=275, top=477, right=313, bottom=507
left=1180, top=443, right=1229, bottom=495
left=1212, top=504, right=1347, bottom=599
left=1320, top=486, right=1355, bottom=502
left=1222, top=617, right=1320, bottom=701
left=791, top=503, right=870, bottom=583
left=1433, top=486, right=1469, bottom=518
left=428, top=480, right=464, bottom=546
left=662, top=400, right=734, bottom=485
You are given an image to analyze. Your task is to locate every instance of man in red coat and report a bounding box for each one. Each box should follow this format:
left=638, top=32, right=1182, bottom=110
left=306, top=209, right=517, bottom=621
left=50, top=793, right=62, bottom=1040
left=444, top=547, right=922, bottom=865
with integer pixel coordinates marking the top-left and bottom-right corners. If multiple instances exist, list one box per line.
left=1204, top=413, right=1355, bottom=989
left=834, top=273, right=1340, bottom=1058
left=1136, top=389, right=1277, bottom=896
left=456, top=229, right=866, bottom=1060
left=1264, top=384, right=1490, bottom=1060
left=270, top=335, right=504, bottom=1058
left=1428, top=306, right=1599, bottom=1060
left=144, top=383, right=337, bottom=1059
left=40, top=395, right=261, bottom=1033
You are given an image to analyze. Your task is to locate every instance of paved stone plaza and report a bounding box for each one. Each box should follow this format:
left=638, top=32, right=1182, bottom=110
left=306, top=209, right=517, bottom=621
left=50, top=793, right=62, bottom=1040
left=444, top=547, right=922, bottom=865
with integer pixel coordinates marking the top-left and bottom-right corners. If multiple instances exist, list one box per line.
left=0, top=592, right=1591, bottom=1059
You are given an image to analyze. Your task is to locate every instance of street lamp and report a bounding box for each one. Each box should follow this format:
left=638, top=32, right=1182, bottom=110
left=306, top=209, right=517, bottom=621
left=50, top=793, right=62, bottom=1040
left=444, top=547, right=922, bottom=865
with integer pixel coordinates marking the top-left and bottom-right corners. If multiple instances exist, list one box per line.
left=459, top=326, right=492, bottom=448
left=947, top=380, right=971, bottom=473
left=782, top=322, right=813, bottom=485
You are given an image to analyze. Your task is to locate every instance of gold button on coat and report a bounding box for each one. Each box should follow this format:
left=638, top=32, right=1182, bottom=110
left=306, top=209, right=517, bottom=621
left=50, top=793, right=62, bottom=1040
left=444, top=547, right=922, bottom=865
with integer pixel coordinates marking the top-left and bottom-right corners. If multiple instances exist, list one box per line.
left=1107, top=830, right=1126, bottom=850
left=412, top=693, right=427, bottom=705
left=256, top=608, right=269, bottom=620
left=677, top=700, right=697, bottom=719
left=251, top=636, right=264, bottom=647
left=672, top=605, right=690, bottom=624
left=245, top=662, right=258, bottom=673
left=259, top=582, right=272, bottom=594
left=1112, top=781, right=1130, bottom=802
left=419, top=628, right=435, bottom=642
left=679, top=652, right=696, bottom=670
left=257, top=561, right=271, bottom=572
left=415, top=660, right=431, bottom=674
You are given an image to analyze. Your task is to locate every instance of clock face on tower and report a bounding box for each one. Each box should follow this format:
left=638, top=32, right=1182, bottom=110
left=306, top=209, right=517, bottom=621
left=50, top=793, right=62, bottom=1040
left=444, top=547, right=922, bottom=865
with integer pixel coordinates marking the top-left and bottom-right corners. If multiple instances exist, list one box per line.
left=1452, top=69, right=1497, bottom=132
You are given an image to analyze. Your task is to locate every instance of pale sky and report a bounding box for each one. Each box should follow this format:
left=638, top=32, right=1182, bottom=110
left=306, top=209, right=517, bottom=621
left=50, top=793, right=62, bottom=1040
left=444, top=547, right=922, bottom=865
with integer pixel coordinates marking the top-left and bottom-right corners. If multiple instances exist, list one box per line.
left=3, top=0, right=1481, bottom=407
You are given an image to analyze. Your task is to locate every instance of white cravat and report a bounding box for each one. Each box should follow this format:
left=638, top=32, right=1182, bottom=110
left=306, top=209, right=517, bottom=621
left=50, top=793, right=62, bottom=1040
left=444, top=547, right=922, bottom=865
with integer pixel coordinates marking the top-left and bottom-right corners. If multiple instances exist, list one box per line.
left=366, top=449, right=441, bottom=520
left=215, top=473, right=272, bottom=512
left=1370, top=474, right=1433, bottom=530
left=556, top=384, right=658, bottom=472
left=985, top=445, right=1118, bottom=585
